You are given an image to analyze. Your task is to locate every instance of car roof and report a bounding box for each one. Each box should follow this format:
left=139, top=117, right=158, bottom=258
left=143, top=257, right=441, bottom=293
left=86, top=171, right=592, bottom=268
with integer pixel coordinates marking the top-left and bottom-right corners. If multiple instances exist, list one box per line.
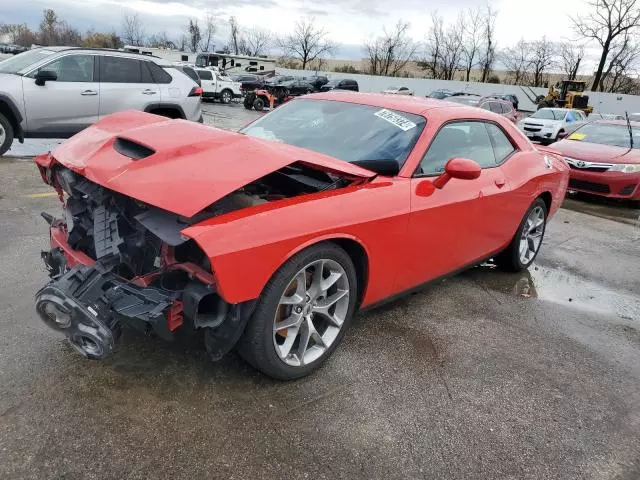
left=306, top=91, right=477, bottom=116
left=27, top=46, right=168, bottom=64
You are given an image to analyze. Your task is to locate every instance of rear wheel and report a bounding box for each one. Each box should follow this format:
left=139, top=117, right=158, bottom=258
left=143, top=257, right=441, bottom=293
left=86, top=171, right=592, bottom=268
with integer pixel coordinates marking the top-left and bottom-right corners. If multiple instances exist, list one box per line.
left=239, top=243, right=358, bottom=380
left=220, top=89, right=232, bottom=104
left=496, top=198, right=548, bottom=272
left=253, top=96, right=266, bottom=111
left=0, top=113, right=14, bottom=156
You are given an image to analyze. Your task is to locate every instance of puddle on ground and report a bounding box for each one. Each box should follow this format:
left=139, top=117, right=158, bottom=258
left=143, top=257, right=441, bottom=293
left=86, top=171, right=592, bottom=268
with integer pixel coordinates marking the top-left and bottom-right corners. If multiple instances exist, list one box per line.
left=467, top=264, right=640, bottom=322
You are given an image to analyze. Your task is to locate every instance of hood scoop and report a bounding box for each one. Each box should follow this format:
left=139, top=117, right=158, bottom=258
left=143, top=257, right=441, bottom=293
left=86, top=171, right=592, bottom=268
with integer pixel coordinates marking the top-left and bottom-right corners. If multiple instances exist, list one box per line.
left=113, top=137, right=155, bottom=160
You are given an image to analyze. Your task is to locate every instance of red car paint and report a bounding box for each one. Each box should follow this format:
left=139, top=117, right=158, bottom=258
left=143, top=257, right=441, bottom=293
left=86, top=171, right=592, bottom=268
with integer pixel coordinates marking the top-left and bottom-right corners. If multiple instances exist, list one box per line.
left=37, top=93, right=569, bottom=308
left=552, top=130, right=640, bottom=199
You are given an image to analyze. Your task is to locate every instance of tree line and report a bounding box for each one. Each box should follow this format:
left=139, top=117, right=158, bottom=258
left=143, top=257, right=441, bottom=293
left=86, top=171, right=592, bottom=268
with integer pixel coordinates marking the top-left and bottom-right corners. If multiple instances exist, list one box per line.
left=2, top=0, right=640, bottom=94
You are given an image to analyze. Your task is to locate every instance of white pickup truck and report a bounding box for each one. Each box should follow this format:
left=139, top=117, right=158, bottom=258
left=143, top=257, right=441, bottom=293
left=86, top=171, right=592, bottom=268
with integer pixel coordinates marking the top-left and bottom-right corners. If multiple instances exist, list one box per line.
left=195, top=68, right=242, bottom=104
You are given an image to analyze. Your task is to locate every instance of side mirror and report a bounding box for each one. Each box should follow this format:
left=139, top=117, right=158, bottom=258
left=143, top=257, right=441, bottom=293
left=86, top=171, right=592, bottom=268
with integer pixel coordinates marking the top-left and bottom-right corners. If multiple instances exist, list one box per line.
left=35, top=70, right=57, bottom=86
left=433, top=158, right=482, bottom=189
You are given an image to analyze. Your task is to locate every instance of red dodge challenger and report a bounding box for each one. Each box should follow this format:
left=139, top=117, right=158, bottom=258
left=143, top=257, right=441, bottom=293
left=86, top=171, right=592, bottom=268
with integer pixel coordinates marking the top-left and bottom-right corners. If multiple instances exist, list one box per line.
left=34, top=92, right=569, bottom=379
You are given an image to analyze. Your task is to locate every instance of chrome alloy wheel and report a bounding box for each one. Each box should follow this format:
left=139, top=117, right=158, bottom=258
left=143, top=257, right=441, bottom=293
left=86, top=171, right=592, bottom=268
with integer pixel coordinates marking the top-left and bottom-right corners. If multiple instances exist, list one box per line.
left=519, top=205, right=545, bottom=264
left=273, top=259, right=350, bottom=367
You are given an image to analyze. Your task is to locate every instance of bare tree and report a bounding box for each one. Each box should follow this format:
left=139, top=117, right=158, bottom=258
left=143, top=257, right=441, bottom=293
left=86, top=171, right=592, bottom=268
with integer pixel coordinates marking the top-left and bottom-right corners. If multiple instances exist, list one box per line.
left=39, top=9, right=58, bottom=45
left=461, top=8, right=483, bottom=81
left=599, top=32, right=640, bottom=91
left=122, top=13, right=145, bottom=46
left=240, top=27, right=271, bottom=56
left=529, top=36, right=556, bottom=87
left=0, top=23, right=37, bottom=46
left=229, top=16, right=240, bottom=54
left=479, top=5, right=497, bottom=82
left=440, top=14, right=465, bottom=80
left=147, top=31, right=171, bottom=48
left=573, top=0, right=640, bottom=91
left=200, top=14, right=216, bottom=52
left=187, top=18, right=201, bottom=53
left=559, top=42, right=585, bottom=80
left=502, top=39, right=531, bottom=85
left=421, top=12, right=445, bottom=79
left=364, top=20, right=417, bottom=76
left=278, top=17, right=337, bottom=70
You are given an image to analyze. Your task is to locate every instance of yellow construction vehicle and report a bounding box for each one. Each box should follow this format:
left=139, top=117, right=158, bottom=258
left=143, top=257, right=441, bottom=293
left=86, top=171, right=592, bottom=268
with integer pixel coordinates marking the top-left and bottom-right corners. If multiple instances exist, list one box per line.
left=520, top=80, right=593, bottom=115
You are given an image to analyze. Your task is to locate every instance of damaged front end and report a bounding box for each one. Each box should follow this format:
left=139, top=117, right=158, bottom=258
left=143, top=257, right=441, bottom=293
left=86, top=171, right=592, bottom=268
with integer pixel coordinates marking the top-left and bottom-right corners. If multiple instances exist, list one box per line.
left=34, top=163, right=264, bottom=360
left=35, top=152, right=360, bottom=361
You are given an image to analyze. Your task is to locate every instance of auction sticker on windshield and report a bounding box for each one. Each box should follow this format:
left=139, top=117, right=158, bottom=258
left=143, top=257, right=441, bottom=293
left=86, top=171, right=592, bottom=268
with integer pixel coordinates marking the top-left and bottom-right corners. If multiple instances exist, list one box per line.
left=374, top=109, right=417, bottom=131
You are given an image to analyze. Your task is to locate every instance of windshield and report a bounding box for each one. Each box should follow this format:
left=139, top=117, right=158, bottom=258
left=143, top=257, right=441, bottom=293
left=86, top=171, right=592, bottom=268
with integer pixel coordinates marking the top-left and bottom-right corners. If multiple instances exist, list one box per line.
left=240, top=99, right=426, bottom=169
left=567, top=122, right=640, bottom=149
left=530, top=109, right=566, bottom=120
left=448, top=97, right=479, bottom=106
left=0, top=49, right=56, bottom=74
left=326, top=79, right=341, bottom=86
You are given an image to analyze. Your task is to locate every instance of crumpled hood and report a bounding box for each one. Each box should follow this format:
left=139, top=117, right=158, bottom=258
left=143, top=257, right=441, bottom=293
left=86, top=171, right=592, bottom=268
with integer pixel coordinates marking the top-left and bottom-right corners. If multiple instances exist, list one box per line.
left=552, top=139, right=640, bottom=164
left=48, top=110, right=374, bottom=217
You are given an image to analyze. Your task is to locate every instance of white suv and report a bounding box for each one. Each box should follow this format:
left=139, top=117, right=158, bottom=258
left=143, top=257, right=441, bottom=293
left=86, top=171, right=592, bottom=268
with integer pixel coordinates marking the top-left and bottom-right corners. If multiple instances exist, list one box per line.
left=195, top=68, right=242, bottom=104
left=518, top=108, right=587, bottom=144
left=0, top=47, right=203, bottom=156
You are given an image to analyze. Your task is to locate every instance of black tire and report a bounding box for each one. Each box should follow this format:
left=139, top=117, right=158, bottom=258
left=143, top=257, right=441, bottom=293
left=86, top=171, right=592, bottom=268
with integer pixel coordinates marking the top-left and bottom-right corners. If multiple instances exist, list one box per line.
left=220, top=89, right=232, bottom=104
left=253, top=96, right=266, bottom=111
left=238, top=242, right=358, bottom=380
left=243, top=94, right=254, bottom=110
left=495, top=198, right=548, bottom=272
left=0, top=113, right=15, bottom=156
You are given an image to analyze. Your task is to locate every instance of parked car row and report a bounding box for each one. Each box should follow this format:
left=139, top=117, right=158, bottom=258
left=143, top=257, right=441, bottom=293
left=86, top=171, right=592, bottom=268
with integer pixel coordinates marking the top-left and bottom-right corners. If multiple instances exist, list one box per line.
left=0, top=44, right=28, bottom=55
left=230, top=73, right=358, bottom=97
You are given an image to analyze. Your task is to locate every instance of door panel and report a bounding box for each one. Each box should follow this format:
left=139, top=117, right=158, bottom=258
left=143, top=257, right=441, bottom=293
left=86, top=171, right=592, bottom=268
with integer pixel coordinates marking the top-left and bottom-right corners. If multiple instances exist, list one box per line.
left=22, top=54, right=99, bottom=135
left=400, top=177, right=480, bottom=292
left=98, top=56, right=158, bottom=117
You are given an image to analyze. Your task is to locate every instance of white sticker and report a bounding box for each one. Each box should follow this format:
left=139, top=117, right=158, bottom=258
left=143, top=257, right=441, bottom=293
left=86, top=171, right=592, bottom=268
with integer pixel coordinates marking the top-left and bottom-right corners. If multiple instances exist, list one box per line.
left=374, top=109, right=417, bottom=131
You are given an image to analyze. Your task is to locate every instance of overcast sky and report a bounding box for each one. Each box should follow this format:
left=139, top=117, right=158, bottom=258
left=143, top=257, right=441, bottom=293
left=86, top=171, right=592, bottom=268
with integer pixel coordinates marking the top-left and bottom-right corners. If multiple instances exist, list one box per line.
left=0, top=0, right=598, bottom=67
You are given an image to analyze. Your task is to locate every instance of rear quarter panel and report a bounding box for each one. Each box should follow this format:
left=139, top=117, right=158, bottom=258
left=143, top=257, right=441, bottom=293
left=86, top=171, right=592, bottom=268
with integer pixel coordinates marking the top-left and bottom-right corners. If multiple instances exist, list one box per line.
left=182, top=177, right=411, bottom=305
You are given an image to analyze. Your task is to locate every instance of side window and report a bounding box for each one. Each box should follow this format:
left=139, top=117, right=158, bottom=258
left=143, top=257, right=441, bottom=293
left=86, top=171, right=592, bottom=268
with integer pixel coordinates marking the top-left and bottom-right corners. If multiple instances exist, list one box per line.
left=147, top=62, right=172, bottom=84
left=501, top=103, right=511, bottom=113
left=100, top=56, right=145, bottom=83
left=489, top=102, right=502, bottom=113
left=418, top=121, right=497, bottom=175
left=566, top=111, right=576, bottom=123
left=38, top=55, right=94, bottom=82
left=480, top=102, right=491, bottom=111
left=485, top=123, right=516, bottom=163
left=197, top=70, right=213, bottom=81
left=399, top=87, right=407, bottom=91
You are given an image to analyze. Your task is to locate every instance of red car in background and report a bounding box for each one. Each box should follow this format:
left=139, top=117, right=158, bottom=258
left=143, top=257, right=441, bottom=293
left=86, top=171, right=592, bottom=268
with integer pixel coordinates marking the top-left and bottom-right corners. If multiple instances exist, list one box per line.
left=551, top=120, right=640, bottom=202
left=33, top=93, right=568, bottom=380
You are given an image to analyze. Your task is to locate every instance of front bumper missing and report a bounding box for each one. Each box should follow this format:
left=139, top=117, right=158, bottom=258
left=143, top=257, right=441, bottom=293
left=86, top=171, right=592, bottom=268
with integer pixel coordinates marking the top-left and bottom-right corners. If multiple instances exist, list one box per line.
left=35, top=263, right=179, bottom=359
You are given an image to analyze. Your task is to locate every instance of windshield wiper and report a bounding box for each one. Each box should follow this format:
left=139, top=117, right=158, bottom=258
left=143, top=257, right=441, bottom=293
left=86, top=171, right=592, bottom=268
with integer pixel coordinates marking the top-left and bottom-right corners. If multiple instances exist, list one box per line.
left=625, top=111, right=634, bottom=149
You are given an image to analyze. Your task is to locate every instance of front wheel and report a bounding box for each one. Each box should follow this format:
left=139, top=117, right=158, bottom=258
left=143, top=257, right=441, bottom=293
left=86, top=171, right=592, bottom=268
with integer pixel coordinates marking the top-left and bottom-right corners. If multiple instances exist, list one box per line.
left=253, top=96, right=266, bottom=111
left=238, top=243, right=358, bottom=380
left=0, top=113, right=14, bottom=156
left=495, top=198, right=547, bottom=272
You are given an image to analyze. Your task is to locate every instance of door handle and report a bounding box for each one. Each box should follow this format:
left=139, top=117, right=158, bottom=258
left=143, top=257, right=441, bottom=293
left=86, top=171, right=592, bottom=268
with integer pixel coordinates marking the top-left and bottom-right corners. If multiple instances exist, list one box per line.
left=80, top=90, right=98, bottom=96
left=495, top=178, right=506, bottom=188
left=142, top=89, right=157, bottom=95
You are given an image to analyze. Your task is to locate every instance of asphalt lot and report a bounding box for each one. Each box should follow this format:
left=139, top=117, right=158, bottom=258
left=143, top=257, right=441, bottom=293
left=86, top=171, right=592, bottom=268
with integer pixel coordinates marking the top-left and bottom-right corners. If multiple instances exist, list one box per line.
left=1, top=101, right=639, bottom=480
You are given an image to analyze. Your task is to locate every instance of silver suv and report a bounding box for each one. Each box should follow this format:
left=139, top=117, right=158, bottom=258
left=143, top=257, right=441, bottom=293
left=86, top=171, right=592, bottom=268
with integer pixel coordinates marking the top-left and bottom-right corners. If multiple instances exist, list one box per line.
left=0, top=47, right=203, bottom=156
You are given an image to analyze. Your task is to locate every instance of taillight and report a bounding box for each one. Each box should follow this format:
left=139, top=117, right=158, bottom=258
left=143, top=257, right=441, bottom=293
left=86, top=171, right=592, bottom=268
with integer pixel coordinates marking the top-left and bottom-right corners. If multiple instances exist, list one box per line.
left=189, top=86, right=203, bottom=97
